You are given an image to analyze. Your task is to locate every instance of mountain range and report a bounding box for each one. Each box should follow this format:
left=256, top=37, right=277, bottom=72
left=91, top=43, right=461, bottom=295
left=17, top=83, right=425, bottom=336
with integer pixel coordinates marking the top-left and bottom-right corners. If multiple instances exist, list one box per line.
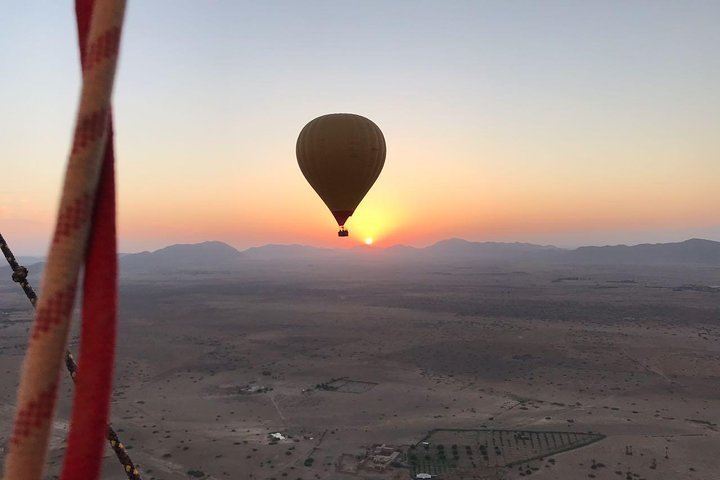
left=122, top=238, right=720, bottom=271
left=4, top=238, right=719, bottom=275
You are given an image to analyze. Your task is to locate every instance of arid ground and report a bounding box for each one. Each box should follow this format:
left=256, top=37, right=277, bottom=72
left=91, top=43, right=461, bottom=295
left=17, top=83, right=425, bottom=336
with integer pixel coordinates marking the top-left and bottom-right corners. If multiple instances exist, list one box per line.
left=2, top=257, right=719, bottom=479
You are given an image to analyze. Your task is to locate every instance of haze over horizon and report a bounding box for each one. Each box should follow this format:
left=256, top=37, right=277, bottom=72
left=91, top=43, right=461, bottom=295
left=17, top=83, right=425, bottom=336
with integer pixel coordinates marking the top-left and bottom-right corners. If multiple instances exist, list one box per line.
left=4, top=207, right=720, bottom=257
left=6, top=235, right=720, bottom=259
left=113, top=234, right=720, bottom=256
left=2, top=1, right=719, bottom=255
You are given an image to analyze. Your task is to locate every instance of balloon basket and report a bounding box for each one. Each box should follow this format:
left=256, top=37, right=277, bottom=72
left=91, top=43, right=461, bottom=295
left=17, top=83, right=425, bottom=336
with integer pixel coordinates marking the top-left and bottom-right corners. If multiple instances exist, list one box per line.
left=338, top=228, right=349, bottom=237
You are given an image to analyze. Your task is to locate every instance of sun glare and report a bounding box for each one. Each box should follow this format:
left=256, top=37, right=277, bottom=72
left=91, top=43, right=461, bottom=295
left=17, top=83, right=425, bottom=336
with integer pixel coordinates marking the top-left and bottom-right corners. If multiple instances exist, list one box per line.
left=365, top=237, right=374, bottom=246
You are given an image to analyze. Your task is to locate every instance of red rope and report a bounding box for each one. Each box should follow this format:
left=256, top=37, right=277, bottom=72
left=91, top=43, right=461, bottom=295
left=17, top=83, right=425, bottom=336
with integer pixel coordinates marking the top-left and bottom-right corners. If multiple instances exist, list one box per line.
left=2, top=2, right=124, bottom=479
left=59, top=1, right=118, bottom=479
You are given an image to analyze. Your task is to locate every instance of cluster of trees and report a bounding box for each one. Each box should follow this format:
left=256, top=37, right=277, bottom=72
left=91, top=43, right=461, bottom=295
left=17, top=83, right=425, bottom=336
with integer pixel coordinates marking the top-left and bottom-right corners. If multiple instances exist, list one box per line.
left=314, top=383, right=338, bottom=391
left=408, top=443, right=469, bottom=464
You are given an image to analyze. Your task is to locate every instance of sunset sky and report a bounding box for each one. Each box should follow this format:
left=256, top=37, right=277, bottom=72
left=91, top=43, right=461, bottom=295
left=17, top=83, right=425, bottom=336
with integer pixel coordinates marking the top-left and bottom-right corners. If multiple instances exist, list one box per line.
left=1, top=1, right=719, bottom=254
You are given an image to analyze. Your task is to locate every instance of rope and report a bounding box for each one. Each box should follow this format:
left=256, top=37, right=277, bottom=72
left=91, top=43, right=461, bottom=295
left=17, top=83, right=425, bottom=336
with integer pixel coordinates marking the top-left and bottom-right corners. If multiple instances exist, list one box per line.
left=0, top=233, right=38, bottom=307
left=0, top=233, right=141, bottom=479
left=1, top=1, right=127, bottom=479
left=60, top=1, right=121, bottom=478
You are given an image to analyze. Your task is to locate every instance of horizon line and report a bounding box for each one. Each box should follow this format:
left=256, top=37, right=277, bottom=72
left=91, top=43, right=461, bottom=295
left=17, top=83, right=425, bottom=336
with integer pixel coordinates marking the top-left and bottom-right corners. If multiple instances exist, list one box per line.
left=11, top=236, right=720, bottom=258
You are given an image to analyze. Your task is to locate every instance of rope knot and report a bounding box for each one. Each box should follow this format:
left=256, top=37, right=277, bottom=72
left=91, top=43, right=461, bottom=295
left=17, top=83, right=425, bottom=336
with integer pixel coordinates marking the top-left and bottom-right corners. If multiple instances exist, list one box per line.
left=11, top=266, right=29, bottom=283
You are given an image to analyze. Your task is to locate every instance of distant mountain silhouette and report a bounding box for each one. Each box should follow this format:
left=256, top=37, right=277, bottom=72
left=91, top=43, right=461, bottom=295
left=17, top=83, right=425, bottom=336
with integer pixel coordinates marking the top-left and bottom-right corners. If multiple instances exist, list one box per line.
left=368, top=244, right=419, bottom=258
left=242, top=244, right=335, bottom=259
left=569, top=238, right=720, bottom=265
left=423, top=238, right=561, bottom=257
left=8, top=238, right=716, bottom=277
left=16, top=256, right=44, bottom=266
left=120, top=241, right=243, bottom=272
left=380, top=244, right=419, bottom=253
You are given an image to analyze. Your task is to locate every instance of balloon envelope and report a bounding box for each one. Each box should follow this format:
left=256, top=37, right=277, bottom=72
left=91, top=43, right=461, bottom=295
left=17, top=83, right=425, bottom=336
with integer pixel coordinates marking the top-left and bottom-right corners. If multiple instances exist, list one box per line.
left=296, top=113, right=386, bottom=228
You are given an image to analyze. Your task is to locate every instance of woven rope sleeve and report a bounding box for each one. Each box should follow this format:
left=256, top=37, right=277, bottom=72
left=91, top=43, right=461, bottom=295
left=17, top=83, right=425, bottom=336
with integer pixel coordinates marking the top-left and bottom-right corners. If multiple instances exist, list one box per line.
left=59, top=0, right=120, bottom=478
left=1, top=2, right=127, bottom=480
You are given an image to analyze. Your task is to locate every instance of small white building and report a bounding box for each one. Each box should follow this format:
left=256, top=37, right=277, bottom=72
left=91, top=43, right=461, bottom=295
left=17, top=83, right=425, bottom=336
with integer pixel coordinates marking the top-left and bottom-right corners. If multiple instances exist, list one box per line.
left=416, top=474, right=432, bottom=479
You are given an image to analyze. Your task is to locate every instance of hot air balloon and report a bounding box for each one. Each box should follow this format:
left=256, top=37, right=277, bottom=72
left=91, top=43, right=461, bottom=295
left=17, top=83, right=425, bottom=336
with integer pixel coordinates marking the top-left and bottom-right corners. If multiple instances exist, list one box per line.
left=296, top=113, right=386, bottom=237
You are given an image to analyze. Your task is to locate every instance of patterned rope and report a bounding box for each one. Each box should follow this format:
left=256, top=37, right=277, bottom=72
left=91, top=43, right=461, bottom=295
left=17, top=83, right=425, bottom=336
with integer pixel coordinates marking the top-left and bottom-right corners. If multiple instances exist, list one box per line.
left=60, top=0, right=121, bottom=478
left=0, top=233, right=141, bottom=479
left=1, top=2, right=127, bottom=479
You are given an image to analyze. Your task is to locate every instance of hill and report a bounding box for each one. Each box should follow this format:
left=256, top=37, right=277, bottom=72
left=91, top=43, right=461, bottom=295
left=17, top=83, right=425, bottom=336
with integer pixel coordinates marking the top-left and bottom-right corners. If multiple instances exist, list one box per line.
left=242, top=244, right=335, bottom=259
left=5, top=238, right=718, bottom=278
left=120, top=241, right=243, bottom=273
left=423, top=238, right=561, bottom=258
left=570, top=238, right=720, bottom=265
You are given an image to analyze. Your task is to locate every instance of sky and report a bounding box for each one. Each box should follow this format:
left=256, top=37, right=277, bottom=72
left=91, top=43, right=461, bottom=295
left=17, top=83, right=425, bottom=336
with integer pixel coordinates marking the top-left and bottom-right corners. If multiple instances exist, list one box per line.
left=1, top=1, right=719, bottom=254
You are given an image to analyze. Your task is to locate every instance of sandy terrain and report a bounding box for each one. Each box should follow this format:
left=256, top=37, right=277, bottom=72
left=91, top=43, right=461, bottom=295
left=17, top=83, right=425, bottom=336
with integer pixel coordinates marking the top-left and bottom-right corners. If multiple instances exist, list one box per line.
left=1, top=259, right=719, bottom=479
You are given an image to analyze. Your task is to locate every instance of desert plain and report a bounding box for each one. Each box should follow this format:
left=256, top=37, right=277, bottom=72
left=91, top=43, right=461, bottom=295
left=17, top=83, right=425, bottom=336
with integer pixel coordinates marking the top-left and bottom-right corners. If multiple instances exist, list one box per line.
left=1, top=247, right=719, bottom=480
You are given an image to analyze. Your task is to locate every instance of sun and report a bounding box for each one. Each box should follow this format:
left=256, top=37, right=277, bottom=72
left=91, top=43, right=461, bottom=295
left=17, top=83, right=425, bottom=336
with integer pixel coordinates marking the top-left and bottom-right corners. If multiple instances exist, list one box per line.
left=364, top=237, right=374, bottom=246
